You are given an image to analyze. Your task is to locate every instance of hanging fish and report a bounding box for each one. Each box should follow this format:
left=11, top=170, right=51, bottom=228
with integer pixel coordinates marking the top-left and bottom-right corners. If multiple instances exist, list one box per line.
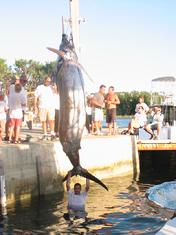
left=47, top=34, right=108, bottom=191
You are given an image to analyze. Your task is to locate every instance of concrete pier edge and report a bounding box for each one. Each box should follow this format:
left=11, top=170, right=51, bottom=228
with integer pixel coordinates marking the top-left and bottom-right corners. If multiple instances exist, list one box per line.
left=0, top=135, right=139, bottom=205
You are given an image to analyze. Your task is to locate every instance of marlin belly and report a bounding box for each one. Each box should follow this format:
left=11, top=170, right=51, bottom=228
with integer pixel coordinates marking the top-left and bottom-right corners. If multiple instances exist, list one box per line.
left=58, top=62, right=86, bottom=167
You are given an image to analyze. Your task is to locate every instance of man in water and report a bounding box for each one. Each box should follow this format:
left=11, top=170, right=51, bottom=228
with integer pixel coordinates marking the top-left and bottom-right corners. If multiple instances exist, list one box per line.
left=64, top=171, right=90, bottom=221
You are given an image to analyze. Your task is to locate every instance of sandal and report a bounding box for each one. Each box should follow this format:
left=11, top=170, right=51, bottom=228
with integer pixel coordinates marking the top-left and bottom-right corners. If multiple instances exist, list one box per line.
left=121, top=130, right=128, bottom=135
left=14, top=140, right=21, bottom=144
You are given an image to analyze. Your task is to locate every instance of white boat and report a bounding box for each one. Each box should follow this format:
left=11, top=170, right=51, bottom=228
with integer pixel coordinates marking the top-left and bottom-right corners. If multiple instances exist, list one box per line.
left=147, top=181, right=176, bottom=235
left=146, top=181, right=176, bottom=210
left=139, top=76, right=176, bottom=140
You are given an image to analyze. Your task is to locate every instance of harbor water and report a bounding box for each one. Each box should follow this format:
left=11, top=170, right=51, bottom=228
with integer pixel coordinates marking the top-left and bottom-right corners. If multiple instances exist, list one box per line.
left=1, top=118, right=175, bottom=234
left=1, top=159, right=175, bottom=234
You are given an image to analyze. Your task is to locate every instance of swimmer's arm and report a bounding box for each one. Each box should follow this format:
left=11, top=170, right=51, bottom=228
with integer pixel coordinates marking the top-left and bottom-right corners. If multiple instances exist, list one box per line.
left=66, top=171, right=71, bottom=191
left=85, top=178, right=90, bottom=192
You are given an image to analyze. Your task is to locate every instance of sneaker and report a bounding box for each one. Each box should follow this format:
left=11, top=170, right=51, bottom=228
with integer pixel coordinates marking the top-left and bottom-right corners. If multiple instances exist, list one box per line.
left=149, top=134, right=154, bottom=140
left=96, top=131, right=103, bottom=136
left=153, top=134, right=158, bottom=140
left=39, top=134, right=48, bottom=140
left=50, top=135, right=56, bottom=141
left=63, top=213, right=70, bottom=221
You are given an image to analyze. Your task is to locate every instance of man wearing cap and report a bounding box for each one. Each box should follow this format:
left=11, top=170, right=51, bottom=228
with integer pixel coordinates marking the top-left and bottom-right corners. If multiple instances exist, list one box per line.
left=144, top=107, right=164, bottom=140
left=135, top=96, right=149, bottom=114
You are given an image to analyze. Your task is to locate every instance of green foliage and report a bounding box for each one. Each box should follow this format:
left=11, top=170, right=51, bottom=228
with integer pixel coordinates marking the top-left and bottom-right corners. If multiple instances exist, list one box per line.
left=13, top=59, right=57, bottom=92
left=117, top=91, right=151, bottom=115
left=0, top=58, right=155, bottom=115
left=0, top=58, right=13, bottom=87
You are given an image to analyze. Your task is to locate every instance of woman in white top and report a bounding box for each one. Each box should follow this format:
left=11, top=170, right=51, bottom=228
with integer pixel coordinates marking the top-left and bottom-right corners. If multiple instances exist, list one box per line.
left=8, top=83, right=26, bottom=143
left=126, top=105, right=147, bottom=135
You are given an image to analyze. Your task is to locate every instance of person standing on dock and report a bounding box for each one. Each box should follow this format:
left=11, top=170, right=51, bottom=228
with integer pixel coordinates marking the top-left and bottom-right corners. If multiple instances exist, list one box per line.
left=85, top=94, right=94, bottom=134
left=91, top=85, right=106, bottom=135
left=8, top=82, right=27, bottom=143
left=64, top=170, right=90, bottom=221
left=105, top=86, right=120, bottom=135
left=34, top=76, right=56, bottom=140
left=52, top=83, right=60, bottom=138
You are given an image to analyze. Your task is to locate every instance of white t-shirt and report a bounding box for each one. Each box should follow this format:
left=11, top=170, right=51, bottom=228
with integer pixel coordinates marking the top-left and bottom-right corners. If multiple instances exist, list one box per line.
left=8, top=90, right=26, bottom=119
left=9, top=84, right=27, bottom=111
left=135, top=102, right=149, bottom=113
left=86, top=106, right=92, bottom=115
left=9, top=84, right=27, bottom=99
left=152, top=113, right=164, bottom=125
left=67, top=190, right=87, bottom=211
left=135, top=112, right=147, bottom=127
left=53, top=93, right=60, bottom=110
left=35, top=84, right=55, bottom=109
left=0, top=101, right=6, bottom=120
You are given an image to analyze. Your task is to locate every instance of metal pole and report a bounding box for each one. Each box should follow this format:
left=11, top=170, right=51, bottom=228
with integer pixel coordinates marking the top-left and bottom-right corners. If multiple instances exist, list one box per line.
left=69, top=0, right=80, bottom=55
left=62, top=16, right=65, bottom=35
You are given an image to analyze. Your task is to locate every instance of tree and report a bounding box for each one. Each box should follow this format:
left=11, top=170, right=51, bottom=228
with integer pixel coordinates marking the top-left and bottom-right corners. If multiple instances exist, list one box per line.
left=14, top=59, right=57, bottom=92
left=117, top=91, right=151, bottom=116
left=0, top=58, right=13, bottom=90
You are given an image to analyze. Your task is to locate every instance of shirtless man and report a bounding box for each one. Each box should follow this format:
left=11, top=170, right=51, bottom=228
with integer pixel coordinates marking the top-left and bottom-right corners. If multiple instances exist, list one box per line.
left=105, top=86, right=120, bottom=135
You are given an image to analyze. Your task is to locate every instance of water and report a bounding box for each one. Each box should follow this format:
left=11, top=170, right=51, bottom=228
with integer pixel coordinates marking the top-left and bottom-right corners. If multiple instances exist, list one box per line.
left=1, top=125, right=176, bottom=234
left=0, top=174, right=168, bottom=234
left=102, top=118, right=130, bottom=128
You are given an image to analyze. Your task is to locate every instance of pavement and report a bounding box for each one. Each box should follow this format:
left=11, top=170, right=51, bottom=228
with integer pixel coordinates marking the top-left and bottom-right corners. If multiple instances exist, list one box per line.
left=20, top=122, right=123, bottom=143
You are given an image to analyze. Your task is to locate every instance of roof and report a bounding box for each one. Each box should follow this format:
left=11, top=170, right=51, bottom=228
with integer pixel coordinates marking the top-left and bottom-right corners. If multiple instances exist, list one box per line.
left=152, top=76, right=176, bottom=82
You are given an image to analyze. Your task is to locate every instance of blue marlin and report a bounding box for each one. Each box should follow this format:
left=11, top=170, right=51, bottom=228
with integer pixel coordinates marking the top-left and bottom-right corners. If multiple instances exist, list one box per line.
left=47, top=34, right=108, bottom=190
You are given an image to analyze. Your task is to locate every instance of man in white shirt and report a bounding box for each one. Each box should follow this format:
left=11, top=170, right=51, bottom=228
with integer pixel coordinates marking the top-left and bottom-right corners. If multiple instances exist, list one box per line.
left=64, top=171, right=90, bottom=221
left=135, top=96, right=149, bottom=114
left=144, top=107, right=164, bottom=140
left=34, top=76, right=55, bottom=140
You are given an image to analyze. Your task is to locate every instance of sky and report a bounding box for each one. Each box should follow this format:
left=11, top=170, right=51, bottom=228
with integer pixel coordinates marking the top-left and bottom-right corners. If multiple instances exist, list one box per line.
left=1, top=0, right=176, bottom=92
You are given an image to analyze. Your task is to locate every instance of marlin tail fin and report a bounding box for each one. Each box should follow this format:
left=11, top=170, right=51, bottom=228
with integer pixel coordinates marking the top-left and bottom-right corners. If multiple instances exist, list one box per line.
left=62, top=167, right=108, bottom=191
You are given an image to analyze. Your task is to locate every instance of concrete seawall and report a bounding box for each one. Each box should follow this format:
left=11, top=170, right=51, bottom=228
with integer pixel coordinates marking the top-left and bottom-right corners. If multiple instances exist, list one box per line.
left=0, top=135, right=139, bottom=205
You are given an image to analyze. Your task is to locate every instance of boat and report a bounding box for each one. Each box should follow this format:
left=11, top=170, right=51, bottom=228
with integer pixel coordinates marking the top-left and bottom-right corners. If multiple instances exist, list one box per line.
left=139, top=76, right=176, bottom=140
left=146, top=181, right=176, bottom=210
left=146, top=181, right=176, bottom=234
left=151, top=76, right=176, bottom=126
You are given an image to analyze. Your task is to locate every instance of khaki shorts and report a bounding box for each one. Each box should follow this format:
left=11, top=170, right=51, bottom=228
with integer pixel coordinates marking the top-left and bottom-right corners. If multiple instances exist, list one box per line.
left=39, top=108, right=55, bottom=122
left=92, top=108, right=104, bottom=122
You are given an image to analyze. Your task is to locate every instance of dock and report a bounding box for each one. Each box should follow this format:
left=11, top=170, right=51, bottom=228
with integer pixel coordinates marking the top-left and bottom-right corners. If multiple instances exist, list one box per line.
left=0, top=125, right=176, bottom=205
left=137, top=140, right=176, bottom=151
